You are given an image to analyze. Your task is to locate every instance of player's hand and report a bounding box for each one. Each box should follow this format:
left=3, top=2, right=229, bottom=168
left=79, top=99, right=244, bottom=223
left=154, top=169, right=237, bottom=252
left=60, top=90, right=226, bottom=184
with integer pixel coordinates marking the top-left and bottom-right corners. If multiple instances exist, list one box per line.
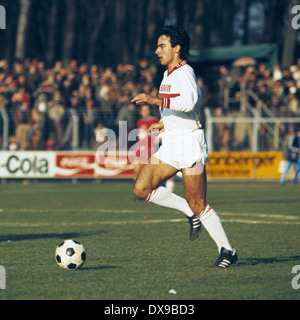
left=131, top=94, right=162, bottom=106
left=147, top=122, right=164, bottom=136
left=131, top=93, right=153, bottom=105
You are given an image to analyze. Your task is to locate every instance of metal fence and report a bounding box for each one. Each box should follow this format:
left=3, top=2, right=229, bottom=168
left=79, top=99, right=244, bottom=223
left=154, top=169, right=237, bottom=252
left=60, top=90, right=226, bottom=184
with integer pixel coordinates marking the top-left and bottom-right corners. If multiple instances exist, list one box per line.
left=0, top=108, right=80, bottom=151
left=205, top=82, right=300, bottom=153
left=1, top=88, right=300, bottom=153
left=204, top=107, right=300, bottom=153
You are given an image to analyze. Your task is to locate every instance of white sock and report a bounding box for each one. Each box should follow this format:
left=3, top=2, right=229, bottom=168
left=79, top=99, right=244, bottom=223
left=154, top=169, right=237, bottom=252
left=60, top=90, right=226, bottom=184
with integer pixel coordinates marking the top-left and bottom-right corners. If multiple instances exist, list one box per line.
left=146, top=186, right=194, bottom=217
left=165, top=180, right=175, bottom=193
left=200, top=205, right=232, bottom=252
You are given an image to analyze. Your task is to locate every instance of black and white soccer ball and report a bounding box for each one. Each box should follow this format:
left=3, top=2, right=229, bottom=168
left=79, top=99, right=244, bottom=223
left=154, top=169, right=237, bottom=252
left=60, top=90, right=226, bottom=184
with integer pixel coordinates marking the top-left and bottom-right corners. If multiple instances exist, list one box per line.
left=55, top=240, right=86, bottom=270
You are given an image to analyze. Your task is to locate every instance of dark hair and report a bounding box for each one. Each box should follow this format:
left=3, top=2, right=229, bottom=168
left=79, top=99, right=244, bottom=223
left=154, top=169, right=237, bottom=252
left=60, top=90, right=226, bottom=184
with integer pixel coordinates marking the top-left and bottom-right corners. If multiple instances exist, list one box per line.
left=160, top=25, right=190, bottom=60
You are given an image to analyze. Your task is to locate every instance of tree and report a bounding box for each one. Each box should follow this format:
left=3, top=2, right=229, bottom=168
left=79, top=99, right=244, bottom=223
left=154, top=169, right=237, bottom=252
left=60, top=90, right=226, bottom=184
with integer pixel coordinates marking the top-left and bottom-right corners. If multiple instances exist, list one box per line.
left=62, top=0, right=77, bottom=64
left=242, top=0, right=252, bottom=44
left=1, top=0, right=298, bottom=67
left=46, top=0, right=59, bottom=66
left=15, top=0, right=31, bottom=60
left=86, top=0, right=110, bottom=65
left=145, top=0, right=167, bottom=52
left=282, top=0, right=300, bottom=68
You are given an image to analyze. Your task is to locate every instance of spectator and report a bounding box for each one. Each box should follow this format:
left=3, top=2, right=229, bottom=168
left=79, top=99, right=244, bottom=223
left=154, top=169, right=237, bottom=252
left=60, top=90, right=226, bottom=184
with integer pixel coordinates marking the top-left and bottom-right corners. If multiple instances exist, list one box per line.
left=61, top=97, right=81, bottom=149
left=268, top=95, right=281, bottom=115
left=256, top=82, right=270, bottom=105
left=258, top=125, right=270, bottom=151
left=27, top=64, right=41, bottom=88
left=0, top=59, right=9, bottom=73
left=273, top=63, right=282, bottom=82
left=4, top=75, right=18, bottom=98
left=280, top=125, right=300, bottom=185
left=0, top=92, right=9, bottom=111
left=286, top=93, right=299, bottom=115
left=95, top=77, right=110, bottom=103
left=100, top=92, right=115, bottom=129
left=48, top=98, right=65, bottom=148
left=213, top=107, right=227, bottom=151
left=45, top=132, right=57, bottom=151
left=219, top=126, right=233, bottom=152
left=115, top=101, right=138, bottom=150
left=11, top=87, right=30, bottom=109
left=14, top=100, right=32, bottom=150
left=83, top=99, right=96, bottom=149
left=8, top=136, right=20, bottom=151
left=34, top=92, right=48, bottom=113
left=256, top=63, right=267, bottom=80
left=26, top=109, right=43, bottom=150
left=61, top=79, right=73, bottom=108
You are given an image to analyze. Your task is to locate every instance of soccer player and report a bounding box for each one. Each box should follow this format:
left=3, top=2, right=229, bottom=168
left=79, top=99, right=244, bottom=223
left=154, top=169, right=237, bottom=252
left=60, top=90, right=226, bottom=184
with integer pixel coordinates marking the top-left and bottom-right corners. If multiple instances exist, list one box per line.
left=131, top=25, right=237, bottom=268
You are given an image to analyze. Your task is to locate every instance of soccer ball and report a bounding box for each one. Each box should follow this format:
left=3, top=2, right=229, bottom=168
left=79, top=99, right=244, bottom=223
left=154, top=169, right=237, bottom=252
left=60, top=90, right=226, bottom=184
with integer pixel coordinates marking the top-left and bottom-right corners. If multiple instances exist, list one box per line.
left=55, top=240, right=86, bottom=270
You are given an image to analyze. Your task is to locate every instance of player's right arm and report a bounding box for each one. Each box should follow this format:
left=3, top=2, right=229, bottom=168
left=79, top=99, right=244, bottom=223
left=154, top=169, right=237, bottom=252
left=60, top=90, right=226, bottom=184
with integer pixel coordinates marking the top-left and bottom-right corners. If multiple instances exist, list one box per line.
left=131, top=93, right=162, bottom=107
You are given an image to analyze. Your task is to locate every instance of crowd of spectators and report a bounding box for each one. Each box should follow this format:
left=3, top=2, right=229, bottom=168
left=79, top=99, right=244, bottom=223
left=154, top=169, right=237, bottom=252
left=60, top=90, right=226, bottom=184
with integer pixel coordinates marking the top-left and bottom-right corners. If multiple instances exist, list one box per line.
left=217, top=59, right=300, bottom=117
left=211, top=59, right=300, bottom=151
left=0, top=57, right=299, bottom=152
left=0, top=58, right=160, bottom=151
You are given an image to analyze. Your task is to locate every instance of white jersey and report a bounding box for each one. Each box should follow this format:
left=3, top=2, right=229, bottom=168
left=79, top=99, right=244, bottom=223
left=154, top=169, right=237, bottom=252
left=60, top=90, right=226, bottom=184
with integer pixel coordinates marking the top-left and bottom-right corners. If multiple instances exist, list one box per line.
left=158, top=60, right=202, bottom=136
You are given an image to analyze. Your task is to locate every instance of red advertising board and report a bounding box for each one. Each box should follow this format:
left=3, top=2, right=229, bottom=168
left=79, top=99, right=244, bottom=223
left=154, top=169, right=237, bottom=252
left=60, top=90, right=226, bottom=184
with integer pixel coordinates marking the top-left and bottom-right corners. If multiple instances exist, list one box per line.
left=55, top=152, right=135, bottom=178
left=0, top=151, right=135, bottom=179
left=55, top=153, right=96, bottom=178
left=54, top=152, right=134, bottom=179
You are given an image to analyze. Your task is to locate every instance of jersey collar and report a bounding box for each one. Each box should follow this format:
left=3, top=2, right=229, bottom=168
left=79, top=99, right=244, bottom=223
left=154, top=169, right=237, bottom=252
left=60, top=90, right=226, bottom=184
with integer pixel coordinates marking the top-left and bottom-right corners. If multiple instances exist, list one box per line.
left=167, top=60, right=187, bottom=77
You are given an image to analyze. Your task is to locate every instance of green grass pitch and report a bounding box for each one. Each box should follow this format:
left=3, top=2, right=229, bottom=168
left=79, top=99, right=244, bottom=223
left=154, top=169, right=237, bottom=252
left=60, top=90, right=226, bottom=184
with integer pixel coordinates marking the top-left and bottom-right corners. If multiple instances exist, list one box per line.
left=0, top=180, right=299, bottom=300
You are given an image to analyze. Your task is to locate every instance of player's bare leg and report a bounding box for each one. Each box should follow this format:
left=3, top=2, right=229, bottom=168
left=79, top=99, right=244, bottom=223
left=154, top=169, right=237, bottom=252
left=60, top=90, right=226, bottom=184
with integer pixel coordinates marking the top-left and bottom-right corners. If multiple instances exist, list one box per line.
left=133, top=162, right=143, bottom=181
left=133, top=156, right=178, bottom=200
left=180, top=162, right=206, bottom=240
left=182, top=162, right=238, bottom=267
left=133, top=162, right=144, bottom=202
left=182, top=162, right=207, bottom=217
left=133, top=156, right=201, bottom=240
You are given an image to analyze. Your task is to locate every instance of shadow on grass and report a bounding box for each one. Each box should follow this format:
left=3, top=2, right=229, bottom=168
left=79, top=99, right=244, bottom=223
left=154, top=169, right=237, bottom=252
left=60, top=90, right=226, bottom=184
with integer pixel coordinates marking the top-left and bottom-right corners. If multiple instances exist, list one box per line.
left=79, top=265, right=120, bottom=271
left=0, top=231, right=106, bottom=242
left=237, top=256, right=300, bottom=267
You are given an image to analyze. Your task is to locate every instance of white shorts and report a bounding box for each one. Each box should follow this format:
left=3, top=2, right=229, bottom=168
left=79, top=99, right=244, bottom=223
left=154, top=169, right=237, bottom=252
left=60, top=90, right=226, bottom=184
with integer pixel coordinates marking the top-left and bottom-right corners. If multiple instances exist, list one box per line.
left=153, top=129, right=208, bottom=170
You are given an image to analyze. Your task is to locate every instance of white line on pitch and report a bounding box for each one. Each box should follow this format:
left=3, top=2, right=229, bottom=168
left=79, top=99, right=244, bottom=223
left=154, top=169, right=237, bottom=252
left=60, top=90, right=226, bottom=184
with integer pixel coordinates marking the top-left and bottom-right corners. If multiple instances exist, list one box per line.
left=0, top=208, right=298, bottom=221
left=0, top=218, right=299, bottom=228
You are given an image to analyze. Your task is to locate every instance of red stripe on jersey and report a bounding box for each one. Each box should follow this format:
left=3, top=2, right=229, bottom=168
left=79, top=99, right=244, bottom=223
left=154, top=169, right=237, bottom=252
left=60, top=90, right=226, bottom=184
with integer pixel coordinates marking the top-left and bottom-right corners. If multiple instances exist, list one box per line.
left=166, top=98, right=170, bottom=109
left=162, top=98, right=171, bottom=109
left=159, top=93, right=180, bottom=99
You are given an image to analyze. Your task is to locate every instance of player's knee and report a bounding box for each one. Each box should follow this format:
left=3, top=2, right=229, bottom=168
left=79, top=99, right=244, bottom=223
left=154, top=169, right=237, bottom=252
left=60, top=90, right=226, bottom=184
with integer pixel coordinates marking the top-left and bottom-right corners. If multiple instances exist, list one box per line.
left=133, top=183, right=148, bottom=200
